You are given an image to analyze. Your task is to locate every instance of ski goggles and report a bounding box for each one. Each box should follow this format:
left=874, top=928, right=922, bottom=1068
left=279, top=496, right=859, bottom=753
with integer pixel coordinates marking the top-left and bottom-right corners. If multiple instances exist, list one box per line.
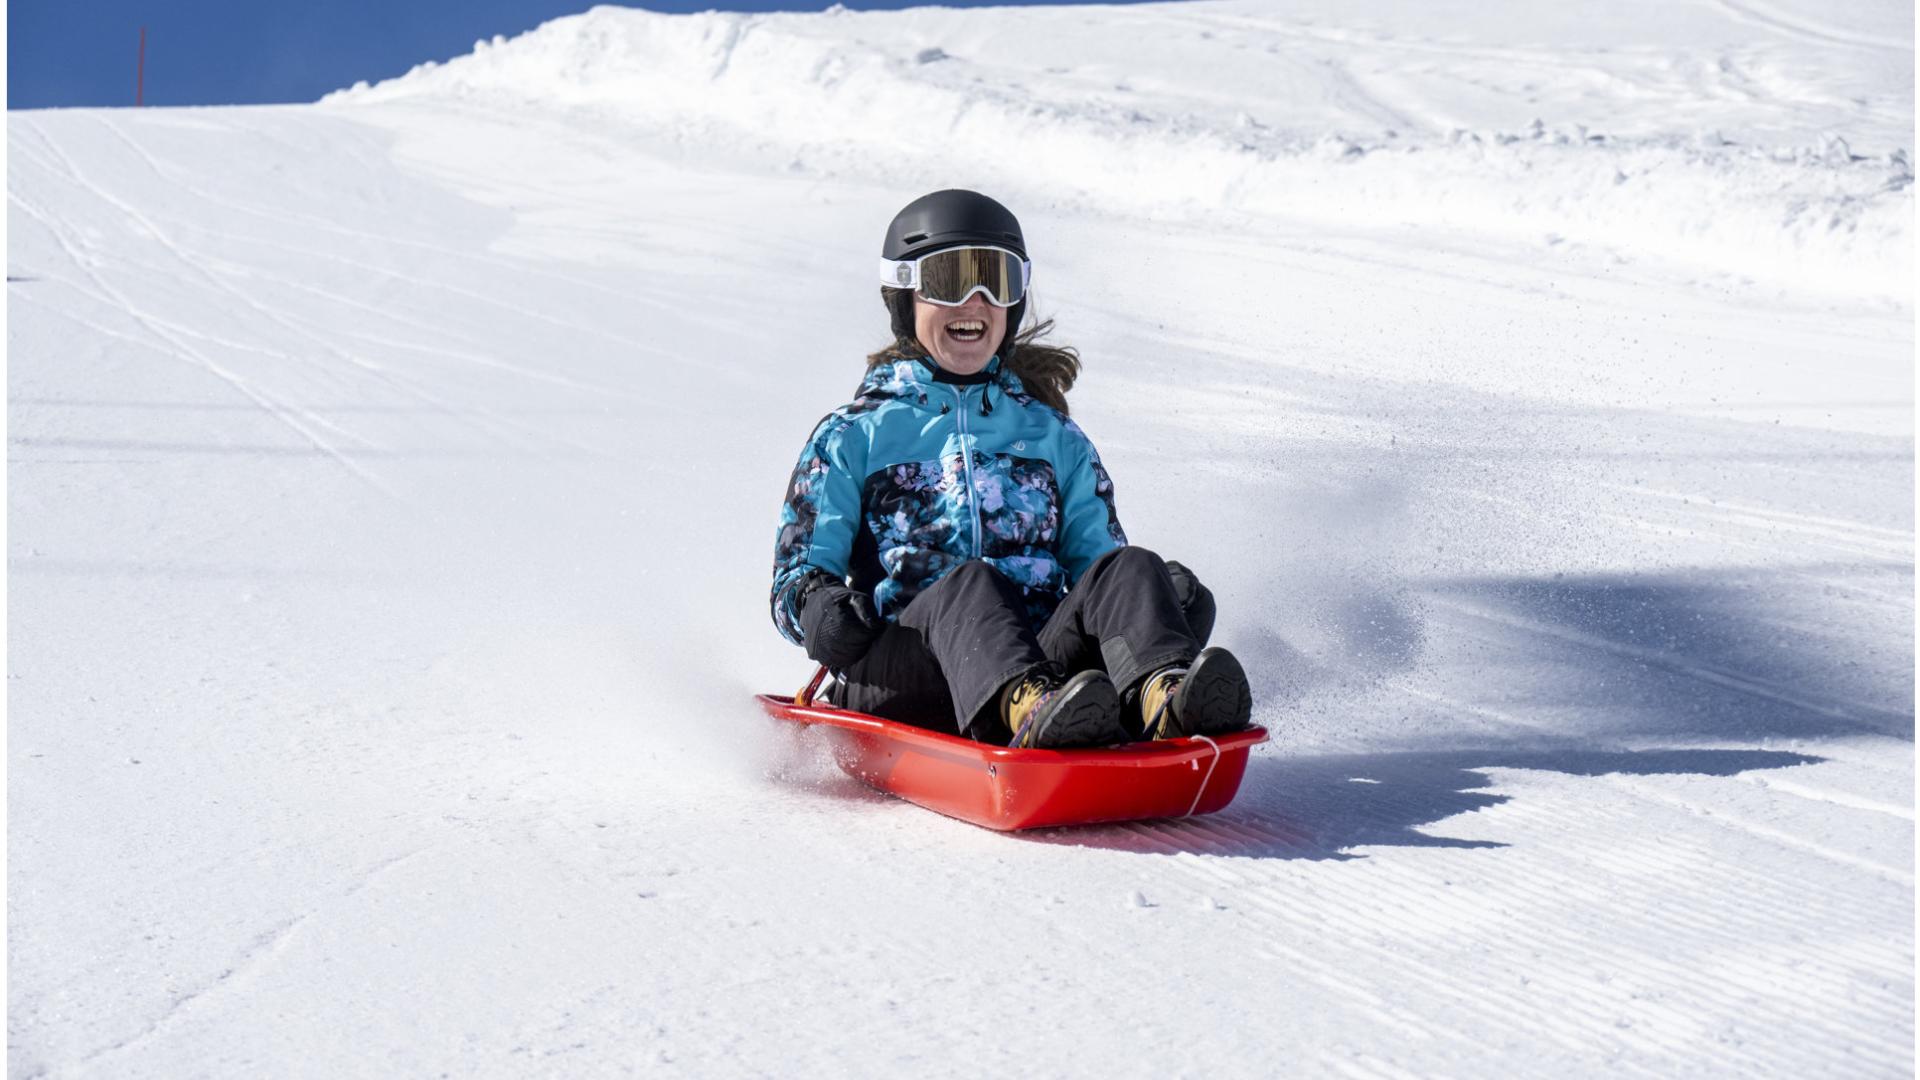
left=878, top=245, right=1031, bottom=307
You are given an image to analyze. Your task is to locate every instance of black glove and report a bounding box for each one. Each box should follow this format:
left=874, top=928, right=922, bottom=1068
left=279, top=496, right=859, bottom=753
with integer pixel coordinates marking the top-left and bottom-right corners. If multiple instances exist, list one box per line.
left=796, top=574, right=885, bottom=671
left=1164, top=560, right=1217, bottom=646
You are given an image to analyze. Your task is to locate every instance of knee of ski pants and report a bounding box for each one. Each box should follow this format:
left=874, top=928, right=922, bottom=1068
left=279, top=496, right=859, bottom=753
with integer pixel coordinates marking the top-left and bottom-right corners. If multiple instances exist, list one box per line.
left=936, top=558, right=1027, bottom=599
left=1080, top=545, right=1172, bottom=591
left=945, top=559, right=1005, bottom=583
left=1085, top=546, right=1217, bottom=646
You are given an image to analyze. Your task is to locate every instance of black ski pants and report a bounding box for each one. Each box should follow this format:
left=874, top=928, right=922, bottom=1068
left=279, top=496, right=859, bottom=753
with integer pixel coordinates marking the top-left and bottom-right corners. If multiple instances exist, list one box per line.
left=828, top=546, right=1211, bottom=741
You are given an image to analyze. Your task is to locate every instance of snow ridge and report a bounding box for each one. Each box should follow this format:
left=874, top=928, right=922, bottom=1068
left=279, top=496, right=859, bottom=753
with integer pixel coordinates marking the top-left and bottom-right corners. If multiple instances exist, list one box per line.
left=324, top=3, right=1914, bottom=297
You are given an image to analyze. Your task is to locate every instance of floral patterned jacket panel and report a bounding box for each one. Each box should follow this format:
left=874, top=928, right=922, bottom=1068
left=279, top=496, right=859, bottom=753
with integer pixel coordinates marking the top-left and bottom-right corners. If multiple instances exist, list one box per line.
left=771, top=356, right=1126, bottom=646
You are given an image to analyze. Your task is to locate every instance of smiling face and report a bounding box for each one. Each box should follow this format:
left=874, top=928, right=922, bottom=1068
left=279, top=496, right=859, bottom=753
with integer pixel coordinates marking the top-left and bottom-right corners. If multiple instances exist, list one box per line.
left=913, top=292, right=1006, bottom=376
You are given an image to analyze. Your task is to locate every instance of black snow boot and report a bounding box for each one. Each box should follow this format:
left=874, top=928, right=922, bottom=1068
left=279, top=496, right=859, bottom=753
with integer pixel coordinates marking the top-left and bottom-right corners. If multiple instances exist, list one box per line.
left=1003, top=668, right=1128, bottom=749
left=1136, top=647, right=1254, bottom=739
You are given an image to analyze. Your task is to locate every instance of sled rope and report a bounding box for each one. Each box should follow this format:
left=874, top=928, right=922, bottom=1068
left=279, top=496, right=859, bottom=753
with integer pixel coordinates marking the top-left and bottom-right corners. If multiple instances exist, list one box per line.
left=1182, top=734, right=1222, bottom=817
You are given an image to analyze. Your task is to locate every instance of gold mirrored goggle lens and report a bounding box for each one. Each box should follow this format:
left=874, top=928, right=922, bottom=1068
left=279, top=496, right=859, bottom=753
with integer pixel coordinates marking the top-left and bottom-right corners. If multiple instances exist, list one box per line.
left=916, top=247, right=1026, bottom=306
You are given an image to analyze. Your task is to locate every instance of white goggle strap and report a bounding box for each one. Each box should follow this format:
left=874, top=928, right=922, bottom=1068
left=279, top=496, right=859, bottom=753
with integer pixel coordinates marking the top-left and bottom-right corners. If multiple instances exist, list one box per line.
left=880, top=256, right=921, bottom=290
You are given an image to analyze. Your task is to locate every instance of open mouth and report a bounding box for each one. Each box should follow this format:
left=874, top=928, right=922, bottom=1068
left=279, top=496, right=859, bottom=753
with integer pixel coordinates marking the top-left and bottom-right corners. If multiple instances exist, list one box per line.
left=945, top=319, right=987, bottom=344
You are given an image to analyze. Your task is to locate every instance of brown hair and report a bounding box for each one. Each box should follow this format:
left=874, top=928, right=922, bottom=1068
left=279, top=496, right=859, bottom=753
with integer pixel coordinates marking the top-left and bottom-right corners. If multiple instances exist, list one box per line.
left=865, top=288, right=1081, bottom=415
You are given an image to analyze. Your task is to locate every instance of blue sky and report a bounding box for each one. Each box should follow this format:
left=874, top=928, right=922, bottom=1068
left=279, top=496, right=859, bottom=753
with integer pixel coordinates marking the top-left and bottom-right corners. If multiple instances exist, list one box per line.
left=8, top=0, right=1071, bottom=109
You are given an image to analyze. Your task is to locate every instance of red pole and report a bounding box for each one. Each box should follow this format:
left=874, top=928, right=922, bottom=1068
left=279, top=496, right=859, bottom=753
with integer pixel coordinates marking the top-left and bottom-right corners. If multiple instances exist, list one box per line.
left=136, top=27, right=147, bottom=106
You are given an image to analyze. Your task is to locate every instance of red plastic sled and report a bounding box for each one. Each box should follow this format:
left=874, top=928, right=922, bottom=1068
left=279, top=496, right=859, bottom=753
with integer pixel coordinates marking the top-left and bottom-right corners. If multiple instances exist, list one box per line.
left=759, top=667, right=1267, bottom=831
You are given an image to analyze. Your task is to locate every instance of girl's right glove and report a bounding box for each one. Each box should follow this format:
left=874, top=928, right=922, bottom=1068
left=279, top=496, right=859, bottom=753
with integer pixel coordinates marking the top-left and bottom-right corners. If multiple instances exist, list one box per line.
left=796, top=573, right=885, bottom=671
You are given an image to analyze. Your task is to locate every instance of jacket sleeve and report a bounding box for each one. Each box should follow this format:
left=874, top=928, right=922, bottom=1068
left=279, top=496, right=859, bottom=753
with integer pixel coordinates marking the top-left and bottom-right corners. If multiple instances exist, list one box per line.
left=1055, top=417, right=1127, bottom=584
left=770, top=412, right=866, bottom=645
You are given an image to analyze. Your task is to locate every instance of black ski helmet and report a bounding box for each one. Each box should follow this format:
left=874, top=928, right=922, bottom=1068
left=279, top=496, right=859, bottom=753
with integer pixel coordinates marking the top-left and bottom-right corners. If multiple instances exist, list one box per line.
left=881, top=189, right=1028, bottom=358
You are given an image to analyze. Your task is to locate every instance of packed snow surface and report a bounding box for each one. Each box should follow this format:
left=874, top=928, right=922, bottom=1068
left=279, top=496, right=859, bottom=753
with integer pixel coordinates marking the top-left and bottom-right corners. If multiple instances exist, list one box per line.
left=9, top=1, right=1913, bottom=1076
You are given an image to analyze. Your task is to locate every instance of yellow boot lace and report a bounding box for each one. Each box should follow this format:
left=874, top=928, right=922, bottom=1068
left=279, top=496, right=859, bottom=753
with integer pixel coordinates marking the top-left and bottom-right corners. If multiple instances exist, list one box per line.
left=1139, top=667, right=1188, bottom=740
left=1003, top=673, right=1057, bottom=748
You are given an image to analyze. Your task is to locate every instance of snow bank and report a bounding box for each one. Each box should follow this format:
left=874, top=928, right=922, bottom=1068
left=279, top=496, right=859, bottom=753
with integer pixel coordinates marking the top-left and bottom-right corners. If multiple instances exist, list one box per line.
left=324, top=2, right=1914, bottom=297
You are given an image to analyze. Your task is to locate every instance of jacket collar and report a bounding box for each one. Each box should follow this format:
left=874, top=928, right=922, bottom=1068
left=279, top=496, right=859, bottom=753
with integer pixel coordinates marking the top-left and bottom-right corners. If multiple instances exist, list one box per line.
left=857, top=354, right=1027, bottom=406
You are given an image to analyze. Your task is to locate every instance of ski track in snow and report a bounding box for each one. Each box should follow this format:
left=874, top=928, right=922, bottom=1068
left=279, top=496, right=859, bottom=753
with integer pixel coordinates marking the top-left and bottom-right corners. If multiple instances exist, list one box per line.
left=10, top=121, right=402, bottom=496
left=1707, top=0, right=1905, bottom=51
left=8, top=0, right=1913, bottom=1076
left=63, top=849, right=428, bottom=1077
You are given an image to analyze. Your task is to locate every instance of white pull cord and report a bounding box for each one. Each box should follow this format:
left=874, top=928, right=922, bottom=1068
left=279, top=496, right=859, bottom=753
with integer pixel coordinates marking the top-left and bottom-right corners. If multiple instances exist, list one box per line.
left=1182, top=734, right=1222, bottom=817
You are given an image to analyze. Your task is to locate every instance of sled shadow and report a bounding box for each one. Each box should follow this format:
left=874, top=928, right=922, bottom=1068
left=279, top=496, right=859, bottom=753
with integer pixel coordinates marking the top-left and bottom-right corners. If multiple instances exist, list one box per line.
left=1226, top=562, right=1913, bottom=754
left=1024, top=745, right=1822, bottom=860
left=1037, top=559, right=1902, bottom=860
left=1417, top=566, right=1914, bottom=744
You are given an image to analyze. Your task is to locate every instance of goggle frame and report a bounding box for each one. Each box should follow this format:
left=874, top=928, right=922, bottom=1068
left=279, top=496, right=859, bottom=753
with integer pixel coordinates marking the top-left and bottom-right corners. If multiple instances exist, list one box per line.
left=878, top=245, right=1032, bottom=308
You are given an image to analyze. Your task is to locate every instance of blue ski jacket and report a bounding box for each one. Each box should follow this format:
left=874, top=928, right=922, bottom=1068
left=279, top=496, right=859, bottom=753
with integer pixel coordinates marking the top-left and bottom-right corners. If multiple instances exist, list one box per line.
left=771, top=355, right=1127, bottom=645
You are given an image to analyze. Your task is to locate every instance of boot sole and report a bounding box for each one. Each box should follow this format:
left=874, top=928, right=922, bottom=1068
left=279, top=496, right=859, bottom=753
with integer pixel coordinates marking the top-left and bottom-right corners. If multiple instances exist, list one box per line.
left=1171, top=647, right=1253, bottom=736
left=1027, top=671, right=1128, bottom=749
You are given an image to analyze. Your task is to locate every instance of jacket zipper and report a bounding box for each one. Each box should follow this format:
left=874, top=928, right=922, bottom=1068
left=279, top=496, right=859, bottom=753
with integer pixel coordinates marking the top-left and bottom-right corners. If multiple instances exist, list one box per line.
left=950, top=384, right=984, bottom=556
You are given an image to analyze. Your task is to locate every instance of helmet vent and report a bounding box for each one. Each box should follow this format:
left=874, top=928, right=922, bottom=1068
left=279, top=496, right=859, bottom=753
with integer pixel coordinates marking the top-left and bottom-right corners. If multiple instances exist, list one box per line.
left=904, top=232, right=929, bottom=244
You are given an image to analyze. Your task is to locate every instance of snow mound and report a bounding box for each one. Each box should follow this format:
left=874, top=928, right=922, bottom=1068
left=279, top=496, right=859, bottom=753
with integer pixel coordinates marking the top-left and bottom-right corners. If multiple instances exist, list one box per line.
left=324, top=2, right=1914, bottom=297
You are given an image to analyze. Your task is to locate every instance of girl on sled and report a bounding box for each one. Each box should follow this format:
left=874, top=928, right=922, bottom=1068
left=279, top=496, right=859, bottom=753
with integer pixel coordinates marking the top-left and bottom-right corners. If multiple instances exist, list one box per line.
left=771, top=190, right=1254, bottom=749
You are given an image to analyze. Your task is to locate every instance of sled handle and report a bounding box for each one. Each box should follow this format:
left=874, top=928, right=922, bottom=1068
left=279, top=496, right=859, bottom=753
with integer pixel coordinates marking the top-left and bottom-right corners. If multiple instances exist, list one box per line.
left=794, top=664, right=829, bottom=708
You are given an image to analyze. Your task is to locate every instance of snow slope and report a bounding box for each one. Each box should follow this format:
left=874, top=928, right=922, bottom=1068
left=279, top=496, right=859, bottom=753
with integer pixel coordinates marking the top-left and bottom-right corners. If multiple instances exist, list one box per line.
left=8, top=1, right=1913, bottom=1076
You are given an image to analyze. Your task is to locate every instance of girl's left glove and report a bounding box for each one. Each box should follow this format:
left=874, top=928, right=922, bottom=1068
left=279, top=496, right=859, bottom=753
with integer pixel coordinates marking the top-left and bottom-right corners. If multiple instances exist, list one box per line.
left=796, top=574, right=885, bottom=671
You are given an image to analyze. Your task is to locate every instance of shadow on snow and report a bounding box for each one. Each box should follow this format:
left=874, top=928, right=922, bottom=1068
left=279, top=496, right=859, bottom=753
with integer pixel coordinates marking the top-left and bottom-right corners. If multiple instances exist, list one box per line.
left=1028, top=561, right=1904, bottom=859
left=1023, top=745, right=1822, bottom=860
